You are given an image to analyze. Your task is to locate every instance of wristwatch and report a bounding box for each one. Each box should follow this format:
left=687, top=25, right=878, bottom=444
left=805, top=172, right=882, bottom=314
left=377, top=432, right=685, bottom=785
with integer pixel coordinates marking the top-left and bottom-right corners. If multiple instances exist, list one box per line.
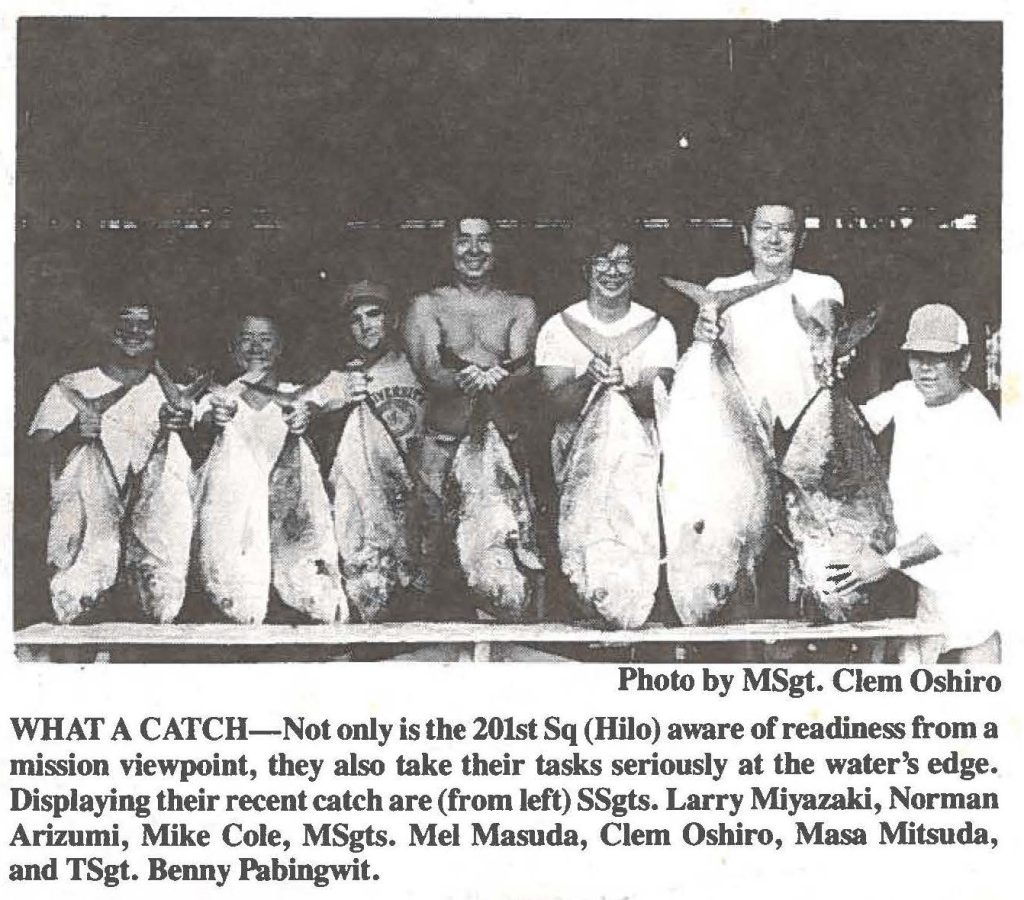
left=883, top=548, right=902, bottom=570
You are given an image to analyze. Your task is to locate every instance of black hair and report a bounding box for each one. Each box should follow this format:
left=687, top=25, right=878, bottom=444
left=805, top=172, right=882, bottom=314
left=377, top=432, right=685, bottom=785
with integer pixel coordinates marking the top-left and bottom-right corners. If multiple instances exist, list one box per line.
left=570, top=218, right=637, bottom=264
left=738, top=200, right=806, bottom=238
left=113, top=301, right=159, bottom=326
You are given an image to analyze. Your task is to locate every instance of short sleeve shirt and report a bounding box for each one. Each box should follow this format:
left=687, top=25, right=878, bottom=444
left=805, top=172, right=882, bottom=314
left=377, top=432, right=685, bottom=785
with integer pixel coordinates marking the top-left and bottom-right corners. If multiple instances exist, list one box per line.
left=709, top=268, right=844, bottom=431
left=29, top=368, right=166, bottom=487
left=861, top=381, right=1003, bottom=649
left=195, top=376, right=301, bottom=471
left=535, top=300, right=678, bottom=384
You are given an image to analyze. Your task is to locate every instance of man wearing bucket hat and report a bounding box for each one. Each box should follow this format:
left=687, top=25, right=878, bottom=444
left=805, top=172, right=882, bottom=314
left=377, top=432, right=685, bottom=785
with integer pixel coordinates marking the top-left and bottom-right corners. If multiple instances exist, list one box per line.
left=828, top=303, right=1003, bottom=662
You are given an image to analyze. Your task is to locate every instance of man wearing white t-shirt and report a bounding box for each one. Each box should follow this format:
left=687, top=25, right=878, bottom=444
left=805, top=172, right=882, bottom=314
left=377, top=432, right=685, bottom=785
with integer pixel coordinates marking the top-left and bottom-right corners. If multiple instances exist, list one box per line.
left=536, top=235, right=678, bottom=475
left=28, top=304, right=192, bottom=621
left=828, top=305, right=1002, bottom=663
left=695, top=202, right=844, bottom=432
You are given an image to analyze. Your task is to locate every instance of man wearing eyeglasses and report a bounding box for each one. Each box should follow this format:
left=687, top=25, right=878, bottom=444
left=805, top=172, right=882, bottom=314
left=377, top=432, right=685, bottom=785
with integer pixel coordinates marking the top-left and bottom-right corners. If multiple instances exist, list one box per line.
left=536, top=229, right=678, bottom=474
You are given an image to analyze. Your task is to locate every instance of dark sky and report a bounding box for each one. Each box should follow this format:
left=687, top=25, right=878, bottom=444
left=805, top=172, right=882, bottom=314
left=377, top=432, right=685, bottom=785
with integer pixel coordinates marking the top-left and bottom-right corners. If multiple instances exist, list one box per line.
left=17, top=19, right=1001, bottom=222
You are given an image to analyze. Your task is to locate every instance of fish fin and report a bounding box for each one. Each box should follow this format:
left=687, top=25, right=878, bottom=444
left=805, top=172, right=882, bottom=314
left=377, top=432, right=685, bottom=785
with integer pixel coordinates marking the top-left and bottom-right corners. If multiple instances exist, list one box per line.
left=184, top=372, right=214, bottom=401
left=837, top=307, right=882, bottom=357
left=152, top=359, right=185, bottom=408
left=57, top=380, right=133, bottom=416
left=661, top=276, right=710, bottom=307
left=791, top=295, right=832, bottom=344
left=711, top=278, right=785, bottom=315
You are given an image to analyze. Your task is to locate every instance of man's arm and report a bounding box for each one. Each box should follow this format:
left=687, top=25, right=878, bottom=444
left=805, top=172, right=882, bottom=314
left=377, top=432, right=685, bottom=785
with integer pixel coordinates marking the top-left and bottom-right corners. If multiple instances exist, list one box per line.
left=827, top=533, right=942, bottom=596
left=538, top=365, right=594, bottom=421
left=402, top=294, right=461, bottom=394
left=29, top=426, right=83, bottom=476
left=493, top=296, right=539, bottom=396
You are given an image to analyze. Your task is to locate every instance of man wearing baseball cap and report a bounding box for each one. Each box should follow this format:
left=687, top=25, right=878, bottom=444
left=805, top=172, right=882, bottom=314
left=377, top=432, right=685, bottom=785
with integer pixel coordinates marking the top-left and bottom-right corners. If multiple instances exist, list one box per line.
left=306, top=281, right=427, bottom=623
left=310, top=279, right=426, bottom=465
left=828, top=303, right=1003, bottom=662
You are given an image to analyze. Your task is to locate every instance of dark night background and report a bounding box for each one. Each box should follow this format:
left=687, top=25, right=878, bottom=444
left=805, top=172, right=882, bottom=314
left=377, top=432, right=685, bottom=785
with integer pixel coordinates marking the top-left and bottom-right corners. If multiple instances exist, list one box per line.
left=14, top=19, right=1001, bottom=626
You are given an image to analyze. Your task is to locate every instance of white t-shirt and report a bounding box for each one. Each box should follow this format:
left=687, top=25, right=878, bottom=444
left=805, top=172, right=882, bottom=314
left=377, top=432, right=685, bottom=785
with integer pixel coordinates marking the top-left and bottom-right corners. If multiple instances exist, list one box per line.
left=195, top=377, right=300, bottom=472
left=535, top=300, right=678, bottom=382
left=708, top=268, right=844, bottom=431
left=862, top=381, right=1003, bottom=650
left=313, top=353, right=426, bottom=455
left=536, top=300, right=678, bottom=469
left=29, top=368, right=166, bottom=487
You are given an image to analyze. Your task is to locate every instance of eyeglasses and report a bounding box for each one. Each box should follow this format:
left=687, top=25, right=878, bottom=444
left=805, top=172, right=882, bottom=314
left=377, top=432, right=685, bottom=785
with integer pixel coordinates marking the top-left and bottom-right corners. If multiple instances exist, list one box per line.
left=591, top=256, right=635, bottom=274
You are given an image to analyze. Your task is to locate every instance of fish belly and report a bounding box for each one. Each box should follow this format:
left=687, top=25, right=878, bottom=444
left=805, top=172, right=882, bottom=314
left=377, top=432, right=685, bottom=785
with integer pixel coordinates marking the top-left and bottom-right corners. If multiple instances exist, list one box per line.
left=782, top=390, right=896, bottom=622
left=558, top=390, right=660, bottom=629
left=47, top=446, right=123, bottom=624
left=331, top=407, right=415, bottom=622
left=270, top=436, right=347, bottom=623
left=661, top=345, right=775, bottom=624
left=194, top=429, right=272, bottom=624
left=450, top=422, right=538, bottom=621
left=123, top=434, right=193, bottom=623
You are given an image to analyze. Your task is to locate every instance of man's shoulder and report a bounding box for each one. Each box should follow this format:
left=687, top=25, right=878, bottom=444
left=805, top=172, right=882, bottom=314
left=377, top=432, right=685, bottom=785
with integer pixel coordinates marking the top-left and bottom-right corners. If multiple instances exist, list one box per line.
left=791, top=268, right=843, bottom=291
left=537, top=303, right=578, bottom=343
left=959, top=386, right=1000, bottom=422
left=506, top=291, right=536, bottom=315
left=544, top=299, right=586, bottom=325
left=46, top=367, right=113, bottom=395
left=707, top=271, right=755, bottom=290
left=408, top=287, right=446, bottom=311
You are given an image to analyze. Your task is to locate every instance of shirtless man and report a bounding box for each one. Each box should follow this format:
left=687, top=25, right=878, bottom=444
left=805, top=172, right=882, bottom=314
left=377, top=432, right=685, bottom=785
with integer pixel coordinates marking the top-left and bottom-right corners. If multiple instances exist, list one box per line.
left=403, top=217, right=538, bottom=603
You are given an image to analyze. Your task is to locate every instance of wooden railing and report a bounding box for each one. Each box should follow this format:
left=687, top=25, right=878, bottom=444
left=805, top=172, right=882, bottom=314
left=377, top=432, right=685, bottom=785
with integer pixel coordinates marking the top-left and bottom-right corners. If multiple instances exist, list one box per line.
left=14, top=619, right=941, bottom=664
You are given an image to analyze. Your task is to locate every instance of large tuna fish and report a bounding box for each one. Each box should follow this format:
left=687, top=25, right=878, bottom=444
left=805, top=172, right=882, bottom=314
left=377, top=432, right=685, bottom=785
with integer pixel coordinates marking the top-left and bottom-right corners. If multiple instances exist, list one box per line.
left=446, top=412, right=543, bottom=621
left=120, top=365, right=209, bottom=623
left=46, top=383, right=130, bottom=624
left=557, top=384, right=660, bottom=628
left=779, top=298, right=896, bottom=622
left=193, top=414, right=272, bottom=624
left=330, top=402, right=416, bottom=623
left=269, top=431, right=348, bottom=623
left=658, top=277, right=780, bottom=625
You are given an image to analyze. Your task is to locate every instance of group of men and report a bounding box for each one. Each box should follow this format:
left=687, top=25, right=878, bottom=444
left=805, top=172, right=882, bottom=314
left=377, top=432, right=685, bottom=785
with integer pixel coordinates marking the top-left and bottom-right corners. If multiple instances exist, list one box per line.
left=29, top=202, right=1003, bottom=662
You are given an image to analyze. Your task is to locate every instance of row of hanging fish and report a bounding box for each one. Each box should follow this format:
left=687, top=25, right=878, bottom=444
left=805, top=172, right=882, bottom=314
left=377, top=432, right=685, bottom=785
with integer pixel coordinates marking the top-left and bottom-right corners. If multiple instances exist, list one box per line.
left=47, top=368, right=208, bottom=624
left=46, top=365, right=412, bottom=625
left=662, top=280, right=894, bottom=627
left=194, top=378, right=349, bottom=625
left=48, top=287, right=894, bottom=629
left=561, top=277, right=895, bottom=630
